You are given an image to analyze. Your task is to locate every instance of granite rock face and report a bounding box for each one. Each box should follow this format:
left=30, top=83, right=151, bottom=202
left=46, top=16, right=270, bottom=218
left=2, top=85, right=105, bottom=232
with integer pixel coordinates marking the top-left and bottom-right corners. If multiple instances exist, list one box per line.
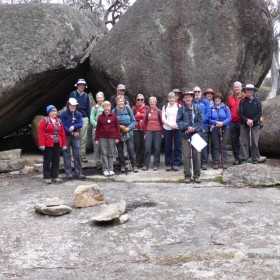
left=90, top=0, right=273, bottom=105
left=0, top=3, right=106, bottom=138
left=259, top=96, right=280, bottom=154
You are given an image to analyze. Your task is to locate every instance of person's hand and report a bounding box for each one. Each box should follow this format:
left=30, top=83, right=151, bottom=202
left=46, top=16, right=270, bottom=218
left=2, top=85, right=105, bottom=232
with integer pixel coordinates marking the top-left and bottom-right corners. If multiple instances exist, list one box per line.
left=171, top=124, right=177, bottom=129
left=95, top=140, right=99, bottom=145
left=69, top=126, right=75, bottom=132
left=123, top=127, right=130, bottom=133
left=119, top=125, right=126, bottom=131
left=247, top=119, right=253, bottom=127
left=73, top=132, right=79, bottom=137
left=62, top=146, right=67, bottom=151
left=216, top=121, right=223, bottom=127
left=186, top=127, right=195, bottom=134
left=115, top=139, right=119, bottom=144
left=39, top=146, right=45, bottom=151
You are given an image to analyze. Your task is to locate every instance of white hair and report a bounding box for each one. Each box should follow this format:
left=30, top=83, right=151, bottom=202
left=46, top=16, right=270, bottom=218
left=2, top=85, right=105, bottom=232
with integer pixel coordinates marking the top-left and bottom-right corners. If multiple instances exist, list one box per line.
left=149, top=96, right=157, bottom=103
left=233, top=81, right=242, bottom=87
left=96, top=91, right=105, bottom=99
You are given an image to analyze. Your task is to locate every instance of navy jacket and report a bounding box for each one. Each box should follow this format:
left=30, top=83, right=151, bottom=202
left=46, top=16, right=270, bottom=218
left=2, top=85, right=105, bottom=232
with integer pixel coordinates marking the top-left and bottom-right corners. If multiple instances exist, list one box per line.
left=69, top=90, right=91, bottom=118
left=60, top=110, right=83, bottom=135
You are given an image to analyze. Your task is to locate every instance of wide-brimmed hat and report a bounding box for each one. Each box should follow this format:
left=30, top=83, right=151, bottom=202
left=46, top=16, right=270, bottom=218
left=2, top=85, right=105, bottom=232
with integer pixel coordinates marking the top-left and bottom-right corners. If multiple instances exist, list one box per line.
left=213, top=92, right=224, bottom=102
left=74, top=78, right=87, bottom=87
left=67, top=98, right=79, bottom=106
left=243, top=84, right=258, bottom=92
left=203, top=88, right=215, bottom=96
left=182, top=90, right=195, bottom=97
left=117, top=84, right=126, bottom=90
left=172, top=88, right=182, bottom=94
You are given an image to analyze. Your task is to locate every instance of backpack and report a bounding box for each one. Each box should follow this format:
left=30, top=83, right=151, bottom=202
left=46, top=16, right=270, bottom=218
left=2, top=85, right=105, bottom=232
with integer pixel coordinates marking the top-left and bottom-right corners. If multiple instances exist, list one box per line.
left=133, top=105, right=149, bottom=115
left=45, top=116, right=62, bottom=129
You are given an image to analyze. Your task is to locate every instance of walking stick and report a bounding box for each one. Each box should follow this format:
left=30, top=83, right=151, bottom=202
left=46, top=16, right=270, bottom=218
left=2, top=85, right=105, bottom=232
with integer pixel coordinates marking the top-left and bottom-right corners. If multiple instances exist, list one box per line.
left=190, top=138, right=193, bottom=179
left=219, top=127, right=224, bottom=169
left=172, top=129, right=174, bottom=169
left=249, top=126, right=252, bottom=162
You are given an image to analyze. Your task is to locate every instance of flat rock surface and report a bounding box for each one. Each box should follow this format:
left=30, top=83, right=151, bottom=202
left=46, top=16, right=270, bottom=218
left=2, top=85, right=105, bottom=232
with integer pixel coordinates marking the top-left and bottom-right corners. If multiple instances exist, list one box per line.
left=0, top=168, right=280, bottom=279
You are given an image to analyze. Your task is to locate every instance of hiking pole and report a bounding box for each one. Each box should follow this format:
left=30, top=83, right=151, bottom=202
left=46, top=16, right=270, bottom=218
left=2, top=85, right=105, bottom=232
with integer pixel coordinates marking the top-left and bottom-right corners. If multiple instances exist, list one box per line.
left=249, top=126, right=252, bottom=162
left=172, top=129, right=174, bottom=169
left=220, top=127, right=224, bottom=169
left=190, top=138, right=193, bottom=180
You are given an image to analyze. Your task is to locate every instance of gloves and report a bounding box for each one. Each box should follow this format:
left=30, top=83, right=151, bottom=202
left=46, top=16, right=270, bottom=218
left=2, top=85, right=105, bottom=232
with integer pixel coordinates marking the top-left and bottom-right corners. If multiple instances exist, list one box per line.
left=123, top=127, right=130, bottom=133
left=119, top=125, right=126, bottom=131
left=39, top=146, right=45, bottom=151
left=62, top=146, right=67, bottom=151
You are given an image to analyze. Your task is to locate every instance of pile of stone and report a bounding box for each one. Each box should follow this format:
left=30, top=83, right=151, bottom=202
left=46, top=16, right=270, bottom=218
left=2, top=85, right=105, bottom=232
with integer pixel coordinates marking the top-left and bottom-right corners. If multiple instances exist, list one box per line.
left=0, top=149, right=25, bottom=173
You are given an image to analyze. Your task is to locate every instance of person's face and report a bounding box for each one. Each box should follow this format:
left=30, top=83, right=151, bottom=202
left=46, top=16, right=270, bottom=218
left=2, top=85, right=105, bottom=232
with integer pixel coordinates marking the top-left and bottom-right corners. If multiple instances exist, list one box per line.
left=137, top=96, right=144, bottom=104
left=69, top=104, right=77, bottom=112
left=149, top=99, right=156, bottom=107
left=103, top=104, right=111, bottom=114
left=77, top=84, right=86, bottom=92
left=193, top=87, right=201, bottom=99
left=49, top=109, right=57, bottom=118
left=97, top=96, right=104, bottom=104
left=245, top=89, right=254, bottom=99
left=175, top=93, right=181, bottom=101
left=183, top=94, right=193, bottom=105
left=214, top=97, right=222, bottom=105
left=117, top=89, right=125, bottom=96
left=117, top=98, right=125, bottom=108
left=168, top=96, right=176, bottom=105
left=206, top=93, right=213, bottom=101
left=233, top=84, right=242, bottom=95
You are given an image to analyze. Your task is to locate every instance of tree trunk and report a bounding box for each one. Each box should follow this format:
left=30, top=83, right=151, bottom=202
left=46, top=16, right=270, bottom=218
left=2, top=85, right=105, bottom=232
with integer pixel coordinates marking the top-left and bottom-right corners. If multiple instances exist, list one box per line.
left=267, top=38, right=280, bottom=99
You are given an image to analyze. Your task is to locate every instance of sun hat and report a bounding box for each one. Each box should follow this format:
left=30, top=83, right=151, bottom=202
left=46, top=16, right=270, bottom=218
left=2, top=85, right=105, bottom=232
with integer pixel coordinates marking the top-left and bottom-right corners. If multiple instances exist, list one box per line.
left=182, top=90, right=195, bottom=97
left=243, top=84, right=258, bottom=92
left=46, top=105, right=57, bottom=114
left=172, top=88, right=182, bottom=94
left=203, top=88, right=215, bottom=96
left=117, top=84, right=126, bottom=90
left=67, top=98, right=79, bottom=106
left=74, top=79, right=87, bottom=87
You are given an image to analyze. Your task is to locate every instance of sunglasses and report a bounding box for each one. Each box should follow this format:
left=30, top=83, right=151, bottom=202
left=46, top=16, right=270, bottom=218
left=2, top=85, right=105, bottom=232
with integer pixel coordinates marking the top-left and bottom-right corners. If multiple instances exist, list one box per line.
left=137, top=99, right=144, bottom=101
left=194, top=91, right=201, bottom=93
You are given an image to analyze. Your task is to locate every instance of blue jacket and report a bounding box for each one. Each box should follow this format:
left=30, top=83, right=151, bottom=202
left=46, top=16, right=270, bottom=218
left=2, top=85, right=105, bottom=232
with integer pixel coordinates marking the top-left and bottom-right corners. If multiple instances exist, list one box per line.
left=60, top=109, right=83, bottom=135
left=69, top=90, right=91, bottom=118
left=193, top=98, right=211, bottom=128
left=209, top=103, right=231, bottom=128
left=176, top=104, right=204, bottom=139
left=112, top=107, right=136, bottom=137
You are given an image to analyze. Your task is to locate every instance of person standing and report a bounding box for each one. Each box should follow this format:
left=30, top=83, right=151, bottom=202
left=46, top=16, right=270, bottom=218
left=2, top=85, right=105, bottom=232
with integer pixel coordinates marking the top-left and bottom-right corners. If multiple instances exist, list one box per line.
left=173, top=88, right=184, bottom=105
left=110, top=84, right=133, bottom=109
left=238, top=84, right=262, bottom=164
left=176, top=91, right=204, bottom=183
left=142, top=96, right=163, bottom=171
left=69, top=78, right=91, bottom=163
left=112, top=95, right=138, bottom=173
left=90, top=91, right=105, bottom=170
left=95, top=101, right=120, bottom=176
left=227, top=81, right=247, bottom=165
left=38, top=105, right=67, bottom=184
left=61, top=98, right=85, bottom=179
left=209, top=93, right=231, bottom=169
left=203, top=88, right=215, bottom=108
left=131, top=94, right=147, bottom=167
left=162, top=92, right=181, bottom=171
left=193, top=86, right=211, bottom=170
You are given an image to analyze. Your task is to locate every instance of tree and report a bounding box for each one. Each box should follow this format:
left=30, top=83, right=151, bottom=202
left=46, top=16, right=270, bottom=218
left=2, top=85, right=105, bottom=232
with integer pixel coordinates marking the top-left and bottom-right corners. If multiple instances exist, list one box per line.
left=265, top=0, right=280, bottom=99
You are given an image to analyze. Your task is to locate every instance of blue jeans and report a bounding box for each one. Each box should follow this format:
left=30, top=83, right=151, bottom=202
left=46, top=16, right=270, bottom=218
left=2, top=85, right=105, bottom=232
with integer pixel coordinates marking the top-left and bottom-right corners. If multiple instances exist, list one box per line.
left=144, top=130, right=162, bottom=168
left=116, top=137, right=137, bottom=167
left=164, top=129, right=182, bottom=167
left=63, top=135, right=82, bottom=176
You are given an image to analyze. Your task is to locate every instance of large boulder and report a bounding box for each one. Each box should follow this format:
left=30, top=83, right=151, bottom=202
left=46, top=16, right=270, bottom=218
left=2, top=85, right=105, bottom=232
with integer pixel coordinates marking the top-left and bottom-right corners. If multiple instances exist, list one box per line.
left=0, top=3, right=106, bottom=138
left=259, top=96, right=280, bottom=154
left=89, top=0, right=273, bottom=105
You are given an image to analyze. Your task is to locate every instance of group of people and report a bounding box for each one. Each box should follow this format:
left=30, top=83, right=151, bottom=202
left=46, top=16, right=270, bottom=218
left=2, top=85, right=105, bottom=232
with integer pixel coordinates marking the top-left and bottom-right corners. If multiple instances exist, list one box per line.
left=38, top=78, right=262, bottom=184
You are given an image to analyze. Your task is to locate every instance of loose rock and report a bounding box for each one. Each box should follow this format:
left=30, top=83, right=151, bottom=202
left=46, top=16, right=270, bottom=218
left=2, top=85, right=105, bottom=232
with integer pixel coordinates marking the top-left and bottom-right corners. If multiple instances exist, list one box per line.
left=0, top=149, right=21, bottom=160
left=0, top=159, right=25, bottom=173
left=34, top=204, right=72, bottom=216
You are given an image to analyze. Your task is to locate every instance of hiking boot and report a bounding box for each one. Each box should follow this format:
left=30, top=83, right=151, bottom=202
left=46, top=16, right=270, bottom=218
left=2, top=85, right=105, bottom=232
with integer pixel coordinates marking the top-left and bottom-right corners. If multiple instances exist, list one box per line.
left=103, top=171, right=110, bottom=176
left=194, top=178, right=201, bottom=183
left=166, top=166, right=172, bottom=171
left=252, top=160, right=258, bottom=164
left=120, top=166, right=126, bottom=172
left=239, top=159, right=247, bottom=164
left=109, top=171, right=115, bottom=176
left=45, top=179, right=52, bottom=184
left=142, top=166, right=148, bottom=171
left=153, top=167, right=159, bottom=171
left=233, top=160, right=240, bottom=165
left=74, top=174, right=86, bottom=179
left=173, top=166, right=179, bottom=171
left=133, top=166, right=138, bottom=173
left=213, top=164, right=219, bottom=170
left=52, top=178, right=62, bottom=183
left=185, top=177, right=192, bottom=184
left=201, top=164, right=207, bottom=170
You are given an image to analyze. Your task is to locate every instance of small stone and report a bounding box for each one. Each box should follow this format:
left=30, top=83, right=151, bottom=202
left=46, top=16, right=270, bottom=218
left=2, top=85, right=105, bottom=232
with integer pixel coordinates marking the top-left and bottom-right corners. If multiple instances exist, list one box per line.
left=74, top=184, right=104, bottom=208
left=33, top=164, right=43, bottom=173
left=34, top=204, right=72, bottom=216
left=118, top=214, right=129, bottom=224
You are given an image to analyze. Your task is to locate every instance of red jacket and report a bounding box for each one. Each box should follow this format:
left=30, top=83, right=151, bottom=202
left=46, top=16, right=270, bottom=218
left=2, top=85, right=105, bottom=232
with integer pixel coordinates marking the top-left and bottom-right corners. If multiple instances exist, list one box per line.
left=132, top=103, right=147, bottom=130
left=95, top=112, right=121, bottom=141
left=227, top=92, right=246, bottom=122
left=38, top=116, right=67, bottom=147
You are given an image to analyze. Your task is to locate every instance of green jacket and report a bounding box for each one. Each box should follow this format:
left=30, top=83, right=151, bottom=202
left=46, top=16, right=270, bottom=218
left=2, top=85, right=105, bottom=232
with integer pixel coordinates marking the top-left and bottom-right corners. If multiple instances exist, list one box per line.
left=90, top=105, right=104, bottom=128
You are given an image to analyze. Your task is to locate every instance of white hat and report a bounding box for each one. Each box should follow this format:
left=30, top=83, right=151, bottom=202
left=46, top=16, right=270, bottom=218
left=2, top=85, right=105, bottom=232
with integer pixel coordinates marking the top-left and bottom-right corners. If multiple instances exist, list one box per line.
left=244, top=84, right=258, bottom=92
left=68, top=98, right=79, bottom=106
left=117, top=84, right=126, bottom=90
left=75, top=79, right=87, bottom=87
